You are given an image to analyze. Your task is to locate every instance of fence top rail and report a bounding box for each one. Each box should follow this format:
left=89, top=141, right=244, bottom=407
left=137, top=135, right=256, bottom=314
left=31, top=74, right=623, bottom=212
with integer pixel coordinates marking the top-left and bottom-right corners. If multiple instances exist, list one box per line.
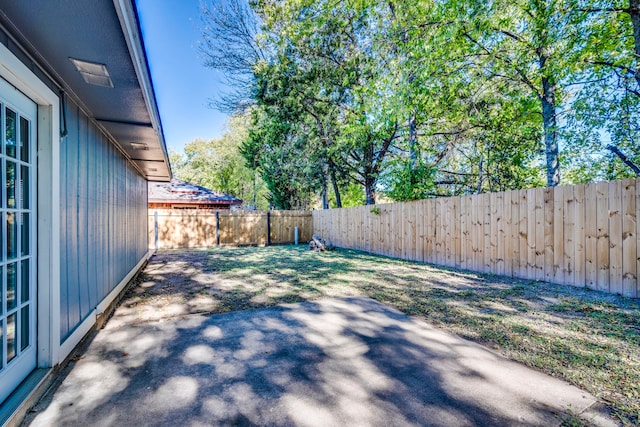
left=311, top=177, right=640, bottom=214
left=150, top=210, right=312, bottom=217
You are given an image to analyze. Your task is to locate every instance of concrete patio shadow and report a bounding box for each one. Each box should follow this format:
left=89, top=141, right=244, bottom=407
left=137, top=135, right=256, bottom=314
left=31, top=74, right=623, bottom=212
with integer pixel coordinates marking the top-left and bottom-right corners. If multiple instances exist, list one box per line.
left=24, top=297, right=617, bottom=426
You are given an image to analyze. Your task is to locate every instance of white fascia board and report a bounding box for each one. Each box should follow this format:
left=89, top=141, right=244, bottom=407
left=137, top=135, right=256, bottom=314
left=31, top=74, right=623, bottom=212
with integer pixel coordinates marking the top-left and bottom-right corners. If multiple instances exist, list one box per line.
left=112, top=0, right=172, bottom=180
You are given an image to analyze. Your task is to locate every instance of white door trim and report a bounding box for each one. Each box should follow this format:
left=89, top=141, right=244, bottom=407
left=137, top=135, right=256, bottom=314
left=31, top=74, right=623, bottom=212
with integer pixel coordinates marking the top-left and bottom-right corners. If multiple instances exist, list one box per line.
left=0, top=43, right=61, bottom=368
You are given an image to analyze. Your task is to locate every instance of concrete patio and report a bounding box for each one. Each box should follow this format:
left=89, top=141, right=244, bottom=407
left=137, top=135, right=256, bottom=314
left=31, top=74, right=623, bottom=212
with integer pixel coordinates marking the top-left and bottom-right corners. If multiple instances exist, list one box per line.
left=23, top=293, right=616, bottom=426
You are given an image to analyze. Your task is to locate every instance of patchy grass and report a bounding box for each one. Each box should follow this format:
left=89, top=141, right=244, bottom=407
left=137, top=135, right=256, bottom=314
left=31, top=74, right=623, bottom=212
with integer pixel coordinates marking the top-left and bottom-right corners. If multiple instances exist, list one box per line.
left=124, top=245, right=640, bottom=425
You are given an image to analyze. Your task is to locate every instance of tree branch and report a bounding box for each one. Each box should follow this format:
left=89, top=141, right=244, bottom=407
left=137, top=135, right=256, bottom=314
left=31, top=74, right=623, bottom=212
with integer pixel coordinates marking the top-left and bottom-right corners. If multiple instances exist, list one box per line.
left=606, top=144, right=640, bottom=175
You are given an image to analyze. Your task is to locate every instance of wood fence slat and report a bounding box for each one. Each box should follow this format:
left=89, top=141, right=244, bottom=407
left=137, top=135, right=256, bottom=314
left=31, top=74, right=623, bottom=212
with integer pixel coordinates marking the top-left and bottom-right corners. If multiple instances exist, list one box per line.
left=574, top=185, right=586, bottom=286
left=425, top=199, right=432, bottom=263
left=468, top=195, right=476, bottom=270
left=469, top=195, right=477, bottom=271
left=483, top=193, right=491, bottom=273
left=622, top=179, right=637, bottom=297
left=510, top=191, right=519, bottom=277
left=584, top=183, right=597, bottom=289
left=543, top=187, right=554, bottom=282
left=434, top=198, right=442, bottom=265
left=416, top=201, right=425, bottom=262
left=406, top=202, right=415, bottom=261
left=534, top=188, right=545, bottom=280
left=476, top=194, right=483, bottom=271
left=460, top=196, right=469, bottom=270
left=562, top=186, right=575, bottom=286
left=596, top=182, right=610, bottom=292
left=495, top=192, right=504, bottom=275
left=364, top=207, right=371, bottom=253
left=527, top=188, right=537, bottom=280
left=441, top=197, right=456, bottom=267
left=488, top=193, right=496, bottom=273
left=395, top=204, right=403, bottom=258
left=503, top=191, right=512, bottom=276
left=508, top=191, right=518, bottom=277
left=518, top=190, right=528, bottom=279
left=637, top=177, right=640, bottom=298
left=553, top=186, right=565, bottom=284
left=502, top=191, right=513, bottom=277
left=452, top=196, right=461, bottom=267
left=609, top=180, right=623, bottom=294
left=412, top=201, right=418, bottom=261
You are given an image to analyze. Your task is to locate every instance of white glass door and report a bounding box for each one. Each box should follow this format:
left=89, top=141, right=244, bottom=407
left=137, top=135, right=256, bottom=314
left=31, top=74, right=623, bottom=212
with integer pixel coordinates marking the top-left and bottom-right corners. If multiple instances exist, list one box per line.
left=0, top=77, right=36, bottom=405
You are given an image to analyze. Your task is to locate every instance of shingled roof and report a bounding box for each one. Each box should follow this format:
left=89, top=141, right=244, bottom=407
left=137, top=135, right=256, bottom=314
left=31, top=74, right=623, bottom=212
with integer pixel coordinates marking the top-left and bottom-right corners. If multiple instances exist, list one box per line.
left=148, top=179, right=242, bottom=206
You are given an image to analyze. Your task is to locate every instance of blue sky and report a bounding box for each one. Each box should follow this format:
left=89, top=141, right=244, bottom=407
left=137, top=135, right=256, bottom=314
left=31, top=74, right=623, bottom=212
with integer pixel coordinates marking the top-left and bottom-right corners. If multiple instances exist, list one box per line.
left=136, top=0, right=230, bottom=153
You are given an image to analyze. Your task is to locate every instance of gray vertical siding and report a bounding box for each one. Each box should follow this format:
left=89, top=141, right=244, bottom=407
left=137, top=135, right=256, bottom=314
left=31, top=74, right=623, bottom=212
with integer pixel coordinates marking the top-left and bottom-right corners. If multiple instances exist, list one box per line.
left=59, top=100, right=148, bottom=342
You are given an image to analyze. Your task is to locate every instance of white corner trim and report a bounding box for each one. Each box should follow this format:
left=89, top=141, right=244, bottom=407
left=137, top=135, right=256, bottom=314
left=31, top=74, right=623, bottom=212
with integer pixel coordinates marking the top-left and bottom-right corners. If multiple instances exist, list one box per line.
left=0, top=44, right=57, bottom=106
left=0, top=42, right=61, bottom=369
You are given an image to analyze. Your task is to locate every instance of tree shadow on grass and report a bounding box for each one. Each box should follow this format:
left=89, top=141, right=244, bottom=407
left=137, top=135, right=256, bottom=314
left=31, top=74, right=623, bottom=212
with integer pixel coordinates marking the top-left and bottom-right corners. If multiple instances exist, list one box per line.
left=30, top=246, right=637, bottom=425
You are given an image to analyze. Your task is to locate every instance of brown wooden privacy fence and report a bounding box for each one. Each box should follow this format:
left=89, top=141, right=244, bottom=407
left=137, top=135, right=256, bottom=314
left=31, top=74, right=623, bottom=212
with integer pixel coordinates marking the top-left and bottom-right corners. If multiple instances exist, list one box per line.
left=149, top=210, right=313, bottom=249
left=313, top=178, right=640, bottom=298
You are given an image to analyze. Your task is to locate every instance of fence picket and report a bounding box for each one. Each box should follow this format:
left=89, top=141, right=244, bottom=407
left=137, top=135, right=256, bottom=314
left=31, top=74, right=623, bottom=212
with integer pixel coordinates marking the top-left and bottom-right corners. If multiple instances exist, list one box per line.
left=609, top=181, right=623, bottom=294
left=622, top=179, right=637, bottom=297
left=563, top=185, right=576, bottom=286
left=543, top=188, right=554, bottom=282
left=584, top=183, right=597, bottom=288
left=574, top=185, right=586, bottom=287
left=553, top=186, right=565, bottom=284
left=596, top=182, right=610, bottom=292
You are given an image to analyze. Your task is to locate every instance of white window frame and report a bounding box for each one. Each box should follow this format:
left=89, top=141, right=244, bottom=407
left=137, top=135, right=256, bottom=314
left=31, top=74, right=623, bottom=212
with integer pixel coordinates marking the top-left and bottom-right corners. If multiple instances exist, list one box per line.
left=0, top=42, right=61, bottom=368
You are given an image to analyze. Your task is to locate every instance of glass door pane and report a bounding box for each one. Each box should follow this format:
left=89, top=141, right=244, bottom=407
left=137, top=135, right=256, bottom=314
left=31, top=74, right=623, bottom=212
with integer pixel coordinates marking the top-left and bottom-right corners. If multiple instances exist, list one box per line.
left=0, top=79, right=36, bottom=406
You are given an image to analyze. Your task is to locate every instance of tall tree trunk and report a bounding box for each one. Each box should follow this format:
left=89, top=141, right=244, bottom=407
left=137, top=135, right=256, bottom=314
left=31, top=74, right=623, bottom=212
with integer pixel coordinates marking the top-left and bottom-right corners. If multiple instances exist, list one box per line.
left=409, top=112, right=418, bottom=169
left=329, top=164, right=342, bottom=208
left=322, top=161, right=330, bottom=209
left=476, top=158, right=484, bottom=194
left=363, top=139, right=376, bottom=205
left=541, top=74, right=559, bottom=187
left=252, top=172, right=257, bottom=208
left=630, top=0, right=640, bottom=88
left=365, top=176, right=376, bottom=205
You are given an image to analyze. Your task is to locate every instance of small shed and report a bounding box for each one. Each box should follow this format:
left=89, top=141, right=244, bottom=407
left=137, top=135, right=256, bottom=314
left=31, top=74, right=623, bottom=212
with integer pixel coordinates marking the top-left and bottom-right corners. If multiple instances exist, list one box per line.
left=149, top=179, right=242, bottom=210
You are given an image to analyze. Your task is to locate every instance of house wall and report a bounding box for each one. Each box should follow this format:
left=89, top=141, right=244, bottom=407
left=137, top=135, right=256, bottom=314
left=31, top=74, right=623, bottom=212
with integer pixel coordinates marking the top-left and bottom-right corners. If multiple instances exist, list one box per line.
left=59, top=99, right=148, bottom=342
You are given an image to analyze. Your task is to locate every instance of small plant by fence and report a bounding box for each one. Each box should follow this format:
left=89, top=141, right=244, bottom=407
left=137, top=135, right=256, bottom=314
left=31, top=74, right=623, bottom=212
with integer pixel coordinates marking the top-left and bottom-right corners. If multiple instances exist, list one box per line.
left=149, top=210, right=313, bottom=249
left=313, top=178, right=639, bottom=298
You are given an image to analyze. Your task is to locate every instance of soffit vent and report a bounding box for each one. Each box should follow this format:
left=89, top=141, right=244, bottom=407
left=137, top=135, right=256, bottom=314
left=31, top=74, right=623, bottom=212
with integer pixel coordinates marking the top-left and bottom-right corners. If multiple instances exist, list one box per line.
left=69, top=58, right=114, bottom=88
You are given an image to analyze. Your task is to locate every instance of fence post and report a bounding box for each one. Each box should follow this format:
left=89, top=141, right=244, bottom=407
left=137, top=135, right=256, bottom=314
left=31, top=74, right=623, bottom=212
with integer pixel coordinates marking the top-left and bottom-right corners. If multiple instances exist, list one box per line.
left=154, top=211, right=158, bottom=250
left=216, top=211, right=220, bottom=246
left=267, top=211, right=271, bottom=246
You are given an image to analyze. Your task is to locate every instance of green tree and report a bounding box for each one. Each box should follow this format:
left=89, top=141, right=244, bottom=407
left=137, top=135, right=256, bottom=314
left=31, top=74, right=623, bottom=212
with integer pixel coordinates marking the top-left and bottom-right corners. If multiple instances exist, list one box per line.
left=254, top=0, right=401, bottom=205
left=563, top=0, right=640, bottom=181
left=171, top=115, right=269, bottom=209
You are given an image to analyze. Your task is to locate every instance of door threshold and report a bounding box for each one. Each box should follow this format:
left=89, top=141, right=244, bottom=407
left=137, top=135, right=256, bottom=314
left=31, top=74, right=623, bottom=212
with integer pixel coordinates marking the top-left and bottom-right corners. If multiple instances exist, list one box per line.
left=0, top=368, right=51, bottom=427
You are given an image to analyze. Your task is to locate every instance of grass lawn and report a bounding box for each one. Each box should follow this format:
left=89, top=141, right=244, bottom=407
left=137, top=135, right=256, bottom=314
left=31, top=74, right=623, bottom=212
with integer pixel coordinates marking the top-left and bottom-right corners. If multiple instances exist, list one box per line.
left=124, top=245, right=640, bottom=425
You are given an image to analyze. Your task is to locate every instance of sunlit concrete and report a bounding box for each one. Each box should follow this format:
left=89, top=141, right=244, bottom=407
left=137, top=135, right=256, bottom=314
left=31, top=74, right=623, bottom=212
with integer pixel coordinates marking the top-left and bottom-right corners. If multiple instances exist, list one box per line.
left=24, top=297, right=617, bottom=426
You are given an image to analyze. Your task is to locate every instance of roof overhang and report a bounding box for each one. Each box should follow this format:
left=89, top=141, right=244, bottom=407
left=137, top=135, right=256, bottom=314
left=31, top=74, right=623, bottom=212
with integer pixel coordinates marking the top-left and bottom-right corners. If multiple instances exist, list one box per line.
left=0, top=0, right=171, bottom=181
